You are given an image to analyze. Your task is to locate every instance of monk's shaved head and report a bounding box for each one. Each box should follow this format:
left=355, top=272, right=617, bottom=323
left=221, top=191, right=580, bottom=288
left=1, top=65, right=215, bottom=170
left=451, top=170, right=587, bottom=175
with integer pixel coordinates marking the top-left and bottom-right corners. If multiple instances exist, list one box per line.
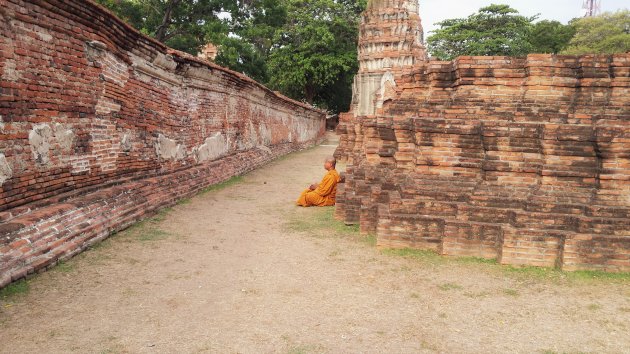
left=325, top=156, right=336, bottom=168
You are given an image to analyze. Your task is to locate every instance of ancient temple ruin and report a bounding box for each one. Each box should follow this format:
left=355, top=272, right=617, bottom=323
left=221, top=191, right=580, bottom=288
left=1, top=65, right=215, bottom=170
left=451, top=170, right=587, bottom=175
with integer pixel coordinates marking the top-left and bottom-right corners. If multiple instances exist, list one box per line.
left=351, top=0, right=427, bottom=116
left=335, top=0, right=630, bottom=271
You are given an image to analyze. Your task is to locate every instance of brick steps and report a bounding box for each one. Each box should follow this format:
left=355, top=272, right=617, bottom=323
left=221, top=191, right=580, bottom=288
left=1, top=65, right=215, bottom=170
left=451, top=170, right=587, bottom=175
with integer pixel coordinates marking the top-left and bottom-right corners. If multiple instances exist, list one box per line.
left=335, top=52, right=630, bottom=272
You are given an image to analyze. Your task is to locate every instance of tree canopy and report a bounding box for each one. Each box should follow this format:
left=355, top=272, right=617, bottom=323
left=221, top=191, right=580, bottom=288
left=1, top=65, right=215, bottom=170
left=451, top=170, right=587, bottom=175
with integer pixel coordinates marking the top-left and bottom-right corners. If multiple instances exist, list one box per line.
left=95, top=0, right=234, bottom=55
left=562, top=10, right=630, bottom=55
left=427, top=5, right=630, bottom=60
left=427, top=4, right=537, bottom=60
left=213, top=0, right=288, bottom=83
left=267, top=0, right=363, bottom=106
left=529, top=20, right=575, bottom=54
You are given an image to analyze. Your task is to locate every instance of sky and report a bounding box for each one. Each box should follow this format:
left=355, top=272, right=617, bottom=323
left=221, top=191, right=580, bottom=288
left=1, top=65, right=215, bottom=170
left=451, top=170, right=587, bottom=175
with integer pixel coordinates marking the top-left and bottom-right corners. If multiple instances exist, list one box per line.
left=421, top=0, right=630, bottom=34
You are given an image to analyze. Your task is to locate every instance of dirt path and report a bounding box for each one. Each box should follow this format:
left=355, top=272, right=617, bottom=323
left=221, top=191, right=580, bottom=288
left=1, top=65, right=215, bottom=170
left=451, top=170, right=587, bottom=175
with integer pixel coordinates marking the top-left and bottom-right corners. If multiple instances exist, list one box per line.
left=1, top=134, right=629, bottom=354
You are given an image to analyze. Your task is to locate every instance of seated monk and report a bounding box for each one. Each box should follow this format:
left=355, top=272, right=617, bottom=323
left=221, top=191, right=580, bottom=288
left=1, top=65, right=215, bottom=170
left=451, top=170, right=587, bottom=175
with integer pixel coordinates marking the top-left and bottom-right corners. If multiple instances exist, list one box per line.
left=296, top=156, right=341, bottom=207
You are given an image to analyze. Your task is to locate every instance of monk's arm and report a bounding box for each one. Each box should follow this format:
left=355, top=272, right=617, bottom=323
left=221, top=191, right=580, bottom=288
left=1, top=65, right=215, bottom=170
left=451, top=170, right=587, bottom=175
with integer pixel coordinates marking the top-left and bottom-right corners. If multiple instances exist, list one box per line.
left=314, top=174, right=335, bottom=197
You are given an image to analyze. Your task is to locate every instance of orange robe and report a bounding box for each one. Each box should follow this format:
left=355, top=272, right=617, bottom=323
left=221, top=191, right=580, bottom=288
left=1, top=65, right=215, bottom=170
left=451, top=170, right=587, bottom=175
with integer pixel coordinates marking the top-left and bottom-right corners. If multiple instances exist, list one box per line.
left=296, top=169, right=341, bottom=207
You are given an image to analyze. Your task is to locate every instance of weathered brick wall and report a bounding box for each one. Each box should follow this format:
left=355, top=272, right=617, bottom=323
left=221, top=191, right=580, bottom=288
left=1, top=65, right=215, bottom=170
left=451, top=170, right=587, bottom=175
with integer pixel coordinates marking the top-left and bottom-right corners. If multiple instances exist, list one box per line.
left=0, top=0, right=325, bottom=287
left=336, top=54, right=630, bottom=272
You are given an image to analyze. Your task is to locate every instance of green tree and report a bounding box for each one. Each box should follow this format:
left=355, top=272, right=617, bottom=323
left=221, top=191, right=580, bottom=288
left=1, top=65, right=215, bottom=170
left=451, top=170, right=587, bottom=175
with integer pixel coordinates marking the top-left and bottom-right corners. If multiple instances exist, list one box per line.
left=94, top=0, right=233, bottom=55
left=427, top=4, right=537, bottom=60
left=94, top=0, right=144, bottom=29
left=562, top=10, right=630, bottom=55
left=267, top=0, right=364, bottom=109
left=529, top=20, right=575, bottom=54
left=214, top=37, right=269, bottom=82
left=229, top=0, right=288, bottom=56
left=212, top=0, right=288, bottom=83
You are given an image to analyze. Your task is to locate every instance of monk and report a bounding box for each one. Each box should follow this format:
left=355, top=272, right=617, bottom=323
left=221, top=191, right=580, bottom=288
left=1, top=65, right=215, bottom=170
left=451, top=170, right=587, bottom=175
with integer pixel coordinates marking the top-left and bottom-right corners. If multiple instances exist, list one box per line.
left=296, top=156, right=341, bottom=207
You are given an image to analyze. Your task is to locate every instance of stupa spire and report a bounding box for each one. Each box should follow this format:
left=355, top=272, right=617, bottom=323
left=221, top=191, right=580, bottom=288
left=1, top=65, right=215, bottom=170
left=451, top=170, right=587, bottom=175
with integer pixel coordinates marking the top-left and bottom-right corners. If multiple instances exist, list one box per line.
left=351, top=0, right=427, bottom=116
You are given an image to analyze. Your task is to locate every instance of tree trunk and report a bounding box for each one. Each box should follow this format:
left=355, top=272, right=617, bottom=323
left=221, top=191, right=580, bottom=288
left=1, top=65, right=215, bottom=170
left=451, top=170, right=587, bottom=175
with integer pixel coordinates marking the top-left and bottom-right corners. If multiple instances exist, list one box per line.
left=305, top=83, right=315, bottom=105
left=155, top=0, right=182, bottom=42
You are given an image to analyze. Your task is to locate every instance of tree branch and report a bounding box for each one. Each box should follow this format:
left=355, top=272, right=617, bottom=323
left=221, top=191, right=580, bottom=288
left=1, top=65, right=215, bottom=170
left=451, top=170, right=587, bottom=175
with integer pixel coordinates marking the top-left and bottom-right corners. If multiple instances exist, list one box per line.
left=155, top=0, right=182, bottom=42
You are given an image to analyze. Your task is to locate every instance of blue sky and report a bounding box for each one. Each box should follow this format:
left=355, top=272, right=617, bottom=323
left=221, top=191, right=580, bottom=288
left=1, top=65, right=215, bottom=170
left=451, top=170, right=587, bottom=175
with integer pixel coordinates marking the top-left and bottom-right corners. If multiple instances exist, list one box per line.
left=421, top=0, right=630, bottom=34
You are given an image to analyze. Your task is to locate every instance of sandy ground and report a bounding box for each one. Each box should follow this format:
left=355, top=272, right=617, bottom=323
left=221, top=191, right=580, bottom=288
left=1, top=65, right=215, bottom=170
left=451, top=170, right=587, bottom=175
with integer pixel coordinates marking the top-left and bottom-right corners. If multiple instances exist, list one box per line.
left=1, top=133, right=629, bottom=354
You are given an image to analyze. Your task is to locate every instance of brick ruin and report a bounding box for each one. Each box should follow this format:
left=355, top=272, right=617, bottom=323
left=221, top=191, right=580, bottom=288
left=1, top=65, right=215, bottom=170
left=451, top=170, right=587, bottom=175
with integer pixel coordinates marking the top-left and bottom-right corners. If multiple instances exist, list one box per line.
left=0, top=0, right=325, bottom=287
left=335, top=0, right=630, bottom=271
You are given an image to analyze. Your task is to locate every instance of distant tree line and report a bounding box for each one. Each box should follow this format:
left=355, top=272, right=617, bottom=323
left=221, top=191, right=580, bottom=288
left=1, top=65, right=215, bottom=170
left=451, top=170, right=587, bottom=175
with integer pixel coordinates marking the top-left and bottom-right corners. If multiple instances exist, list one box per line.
left=94, top=1, right=629, bottom=113
left=427, top=4, right=630, bottom=61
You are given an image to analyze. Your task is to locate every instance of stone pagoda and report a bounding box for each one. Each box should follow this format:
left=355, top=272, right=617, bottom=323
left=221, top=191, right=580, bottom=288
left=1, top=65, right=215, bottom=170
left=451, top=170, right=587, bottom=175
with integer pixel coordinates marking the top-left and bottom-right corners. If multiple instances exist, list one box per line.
left=351, top=0, right=427, bottom=116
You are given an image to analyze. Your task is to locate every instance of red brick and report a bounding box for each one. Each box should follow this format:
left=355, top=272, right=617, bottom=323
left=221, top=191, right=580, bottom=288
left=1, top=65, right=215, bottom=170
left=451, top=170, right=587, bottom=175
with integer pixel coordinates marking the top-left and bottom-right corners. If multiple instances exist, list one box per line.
left=0, top=0, right=325, bottom=289
left=335, top=0, right=630, bottom=273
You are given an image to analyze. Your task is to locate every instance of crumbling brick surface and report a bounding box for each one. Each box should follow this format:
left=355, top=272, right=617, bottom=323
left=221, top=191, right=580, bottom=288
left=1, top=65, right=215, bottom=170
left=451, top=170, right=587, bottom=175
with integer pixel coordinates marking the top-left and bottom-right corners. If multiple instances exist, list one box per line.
left=0, top=0, right=325, bottom=287
left=335, top=0, right=630, bottom=272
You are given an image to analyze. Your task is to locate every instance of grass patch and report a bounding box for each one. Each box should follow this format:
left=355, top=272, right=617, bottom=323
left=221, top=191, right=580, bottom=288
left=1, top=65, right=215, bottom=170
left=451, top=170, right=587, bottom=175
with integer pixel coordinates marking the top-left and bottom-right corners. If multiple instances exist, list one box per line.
left=55, top=260, right=75, bottom=273
left=361, top=233, right=377, bottom=247
left=420, top=340, right=439, bottom=351
left=454, top=256, right=498, bottom=265
left=382, top=248, right=499, bottom=269
left=502, top=265, right=630, bottom=282
left=503, top=265, right=564, bottom=279
left=87, top=237, right=113, bottom=251
left=148, top=208, right=171, bottom=223
left=81, top=240, right=114, bottom=265
left=328, top=249, right=342, bottom=258
left=285, top=207, right=362, bottom=240
left=438, top=282, right=463, bottom=291
left=568, top=270, right=630, bottom=281
left=176, top=197, right=192, bottom=205
left=284, top=219, right=314, bottom=233
left=381, top=248, right=444, bottom=264
left=464, top=290, right=491, bottom=299
left=587, top=303, right=602, bottom=311
left=503, top=288, right=520, bottom=297
left=375, top=244, right=630, bottom=284
left=137, top=228, right=170, bottom=242
left=120, top=209, right=172, bottom=243
left=378, top=247, right=629, bottom=284
left=0, top=279, right=29, bottom=300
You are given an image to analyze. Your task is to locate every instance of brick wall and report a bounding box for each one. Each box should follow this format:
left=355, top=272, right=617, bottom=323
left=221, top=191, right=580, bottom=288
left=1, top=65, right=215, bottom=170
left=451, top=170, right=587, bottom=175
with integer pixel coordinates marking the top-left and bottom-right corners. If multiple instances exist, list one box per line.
left=335, top=54, right=630, bottom=272
left=0, top=0, right=325, bottom=288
